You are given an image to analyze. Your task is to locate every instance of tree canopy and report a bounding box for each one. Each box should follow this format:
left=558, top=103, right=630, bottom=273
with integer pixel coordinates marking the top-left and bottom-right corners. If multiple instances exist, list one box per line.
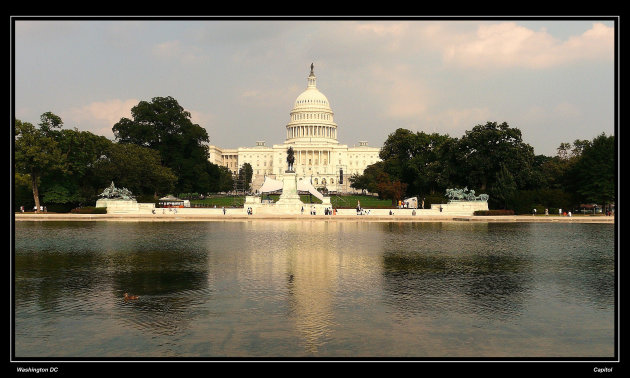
left=112, top=96, right=221, bottom=194
left=349, top=122, right=614, bottom=213
left=568, top=133, right=615, bottom=209
left=15, top=116, right=66, bottom=212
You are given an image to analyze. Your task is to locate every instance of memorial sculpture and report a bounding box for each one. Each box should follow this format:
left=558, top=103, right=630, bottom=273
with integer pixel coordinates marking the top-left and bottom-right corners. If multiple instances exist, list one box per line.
left=286, top=147, right=295, bottom=172
left=98, top=181, right=135, bottom=200
left=445, top=187, right=488, bottom=202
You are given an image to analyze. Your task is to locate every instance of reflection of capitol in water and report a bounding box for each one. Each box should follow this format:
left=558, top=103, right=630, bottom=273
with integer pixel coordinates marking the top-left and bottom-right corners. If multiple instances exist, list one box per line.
left=285, top=239, right=338, bottom=353
left=241, top=221, right=383, bottom=353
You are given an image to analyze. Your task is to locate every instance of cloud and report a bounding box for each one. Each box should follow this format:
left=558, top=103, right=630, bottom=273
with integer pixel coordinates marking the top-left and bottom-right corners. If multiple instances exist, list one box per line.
left=442, top=22, right=614, bottom=69
left=65, top=98, right=214, bottom=139
left=65, top=98, right=138, bottom=137
left=367, top=64, right=430, bottom=120
left=187, top=109, right=214, bottom=128
left=152, top=40, right=208, bottom=65
left=423, top=107, right=494, bottom=135
left=553, top=101, right=583, bottom=119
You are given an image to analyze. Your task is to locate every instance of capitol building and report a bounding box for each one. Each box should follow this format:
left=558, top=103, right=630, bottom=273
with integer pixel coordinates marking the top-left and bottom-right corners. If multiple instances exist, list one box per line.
left=208, top=64, right=381, bottom=193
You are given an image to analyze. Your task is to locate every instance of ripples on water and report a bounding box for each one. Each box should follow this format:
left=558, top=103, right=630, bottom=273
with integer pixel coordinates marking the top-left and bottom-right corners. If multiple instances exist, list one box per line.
left=14, top=221, right=615, bottom=358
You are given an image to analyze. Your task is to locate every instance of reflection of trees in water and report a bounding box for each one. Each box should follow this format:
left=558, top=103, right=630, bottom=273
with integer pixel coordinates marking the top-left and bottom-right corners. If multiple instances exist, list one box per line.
left=110, top=249, right=210, bottom=336
left=15, top=252, right=111, bottom=315
left=381, top=252, right=533, bottom=321
left=540, top=254, right=614, bottom=309
left=526, top=223, right=615, bottom=310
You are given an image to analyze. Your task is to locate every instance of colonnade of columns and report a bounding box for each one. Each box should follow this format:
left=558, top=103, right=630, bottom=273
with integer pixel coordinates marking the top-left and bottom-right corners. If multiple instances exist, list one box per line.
left=292, top=149, right=334, bottom=167
left=287, top=125, right=336, bottom=140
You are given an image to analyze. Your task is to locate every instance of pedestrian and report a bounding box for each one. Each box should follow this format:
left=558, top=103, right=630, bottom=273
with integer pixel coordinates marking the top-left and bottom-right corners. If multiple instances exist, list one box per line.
left=301, top=206, right=304, bottom=215
left=568, top=211, right=572, bottom=217
left=20, top=206, right=24, bottom=213
left=545, top=208, right=549, bottom=215
left=223, top=207, right=226, bottom=215
left=533, top=208, right=537, bottom=216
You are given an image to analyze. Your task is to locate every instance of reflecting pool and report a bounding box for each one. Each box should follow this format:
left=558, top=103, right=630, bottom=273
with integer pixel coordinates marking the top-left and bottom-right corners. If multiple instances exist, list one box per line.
left=13, top=221, right=615, bottom=358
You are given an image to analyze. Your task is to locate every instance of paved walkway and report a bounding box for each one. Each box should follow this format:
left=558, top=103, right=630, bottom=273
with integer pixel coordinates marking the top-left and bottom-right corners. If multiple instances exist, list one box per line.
left=14, top=213, right=615, bottom=223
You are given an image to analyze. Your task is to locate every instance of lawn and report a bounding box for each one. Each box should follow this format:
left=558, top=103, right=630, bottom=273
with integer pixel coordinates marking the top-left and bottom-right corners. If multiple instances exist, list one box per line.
left=190, top=194, right=395, bottom=208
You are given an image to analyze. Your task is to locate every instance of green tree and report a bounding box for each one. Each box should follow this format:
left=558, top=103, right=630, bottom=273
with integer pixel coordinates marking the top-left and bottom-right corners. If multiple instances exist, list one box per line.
left=14, top=115, right=66, bottom=212
left=454, top=121, right=535, bottom=193
left=14, top=173, right=34, bottom=211
left=568, top=133, right=615, bottom=211
left=492, top=164, right=517, bottom=209
left=239, top=163, right=253, bottom=192
left=349, top=173, right=370, bottom=194
left=379, top=128, right=455, bottom=197
left=40, top=128, right=113, bottom=208
left=352, top=161, right=389, bottom=195
left=112, top=96, right=213, bottom=193
left=93, top=143, right=178, bottom=197
left=213, top=165, right=234, bottom=193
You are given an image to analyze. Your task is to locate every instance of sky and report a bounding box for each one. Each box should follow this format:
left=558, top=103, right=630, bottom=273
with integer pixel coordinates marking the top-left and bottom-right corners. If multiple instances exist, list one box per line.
left=13, top=17, right=617, bottom=157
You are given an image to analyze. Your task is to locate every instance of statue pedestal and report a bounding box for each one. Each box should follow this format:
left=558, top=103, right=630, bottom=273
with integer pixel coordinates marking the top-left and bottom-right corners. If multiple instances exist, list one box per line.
left=95, top=198, right=140, bottom=213
left=276, top=172, right=302, bottom=205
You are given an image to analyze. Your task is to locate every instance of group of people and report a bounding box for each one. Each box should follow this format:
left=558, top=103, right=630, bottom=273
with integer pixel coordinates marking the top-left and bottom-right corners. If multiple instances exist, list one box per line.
left=246, top=207, right=253, bottom=215
left=20, top=205, right=46, bottom=212
left=356, top=206, right=371, bottom=215
left=536, top=208, right=574, bottom=217
left=300, top=206, right=336, bottom=215
left=152, top=208, right=177, bottom=214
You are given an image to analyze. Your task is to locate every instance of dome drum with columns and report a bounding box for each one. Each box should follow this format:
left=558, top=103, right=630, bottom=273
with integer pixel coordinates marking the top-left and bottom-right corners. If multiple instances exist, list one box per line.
left=208, top=64, right=380, bottom=194
left=286, top=64, right=338, bottom=144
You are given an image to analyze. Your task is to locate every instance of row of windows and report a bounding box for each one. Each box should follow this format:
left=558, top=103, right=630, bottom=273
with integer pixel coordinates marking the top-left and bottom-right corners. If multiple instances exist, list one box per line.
left=296, top=99, right=328, bottom=105
left=291, top=112, right=332, bottom=121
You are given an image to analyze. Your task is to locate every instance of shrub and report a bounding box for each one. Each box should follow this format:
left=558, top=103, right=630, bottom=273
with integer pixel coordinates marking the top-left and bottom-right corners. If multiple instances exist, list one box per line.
left=70, top=206, right=107, bottom=214
left=474, top=209, right=515, bottom=216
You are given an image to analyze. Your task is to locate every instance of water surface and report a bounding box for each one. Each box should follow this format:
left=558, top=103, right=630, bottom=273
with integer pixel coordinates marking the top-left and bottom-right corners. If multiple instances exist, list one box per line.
left=14, top=221, right=615, bottom=358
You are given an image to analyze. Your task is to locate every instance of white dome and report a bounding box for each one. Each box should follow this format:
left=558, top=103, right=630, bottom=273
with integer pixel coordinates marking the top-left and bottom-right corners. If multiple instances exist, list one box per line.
left=285, top=64, right=338, bottom=145
left=293, top=87, right=331, bottom=110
